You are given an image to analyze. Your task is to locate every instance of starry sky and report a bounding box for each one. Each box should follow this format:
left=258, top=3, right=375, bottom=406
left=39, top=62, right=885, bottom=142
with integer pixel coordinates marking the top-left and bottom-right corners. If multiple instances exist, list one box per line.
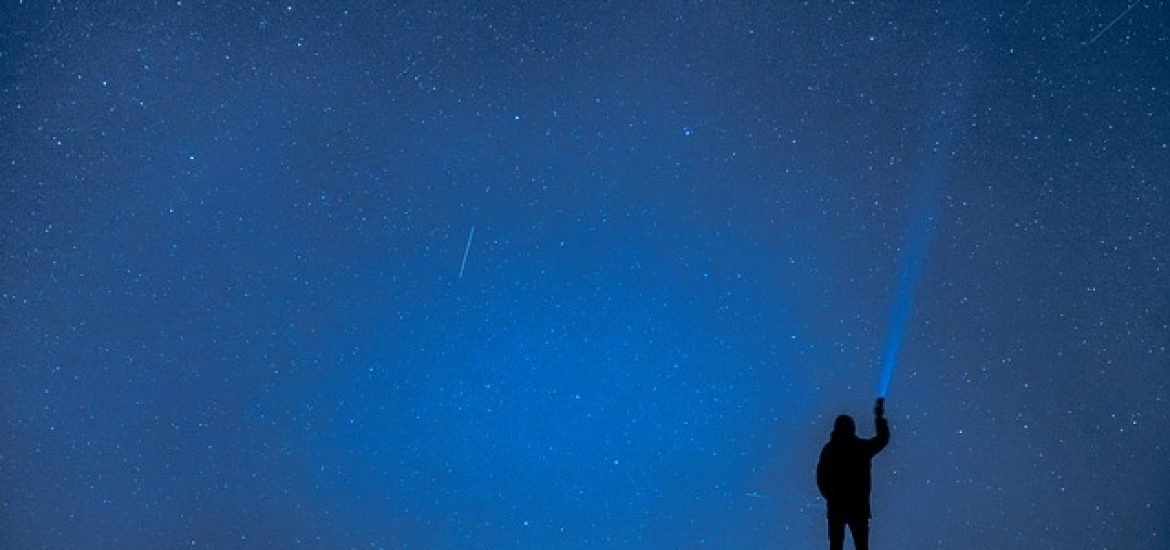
left=2, top=1, right=1168, bottom=548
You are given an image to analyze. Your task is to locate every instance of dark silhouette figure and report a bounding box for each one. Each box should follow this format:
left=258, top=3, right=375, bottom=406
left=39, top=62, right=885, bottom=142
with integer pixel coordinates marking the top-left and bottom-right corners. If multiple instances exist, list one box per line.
left=816, top=398, right=890, bottom=550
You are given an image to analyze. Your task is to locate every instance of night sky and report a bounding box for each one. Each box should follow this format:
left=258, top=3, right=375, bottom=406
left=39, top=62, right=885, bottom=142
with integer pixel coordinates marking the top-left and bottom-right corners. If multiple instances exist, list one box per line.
left=2, top=1, right=1168, bottom=548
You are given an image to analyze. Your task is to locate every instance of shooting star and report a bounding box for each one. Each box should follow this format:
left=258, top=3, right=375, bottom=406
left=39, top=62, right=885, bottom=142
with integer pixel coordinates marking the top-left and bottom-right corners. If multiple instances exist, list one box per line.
left=458, top=225, right=476, bottom=279
left=1084, top=0, right=1140, bottom=45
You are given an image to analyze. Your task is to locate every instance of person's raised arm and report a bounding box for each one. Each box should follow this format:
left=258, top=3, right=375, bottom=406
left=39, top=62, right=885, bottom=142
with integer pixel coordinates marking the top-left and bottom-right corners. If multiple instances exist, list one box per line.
left=871, top=398, right=890, bottom=455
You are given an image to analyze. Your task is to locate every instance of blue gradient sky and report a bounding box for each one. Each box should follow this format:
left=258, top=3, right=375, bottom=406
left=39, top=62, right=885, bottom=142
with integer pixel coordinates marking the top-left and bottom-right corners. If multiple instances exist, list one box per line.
left=3, top=2, right=1168, bottom=548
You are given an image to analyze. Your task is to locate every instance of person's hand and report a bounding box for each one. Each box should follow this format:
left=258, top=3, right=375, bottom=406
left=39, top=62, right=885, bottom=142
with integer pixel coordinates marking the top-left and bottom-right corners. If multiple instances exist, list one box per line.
left=875, top=398, right=885, bottom=417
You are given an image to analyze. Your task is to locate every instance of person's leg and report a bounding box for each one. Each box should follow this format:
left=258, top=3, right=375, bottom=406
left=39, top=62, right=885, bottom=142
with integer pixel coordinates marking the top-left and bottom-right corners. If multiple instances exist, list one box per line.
left=847, top=515, right=870, bottom=550
left=828, top=515, right=846, bottom=550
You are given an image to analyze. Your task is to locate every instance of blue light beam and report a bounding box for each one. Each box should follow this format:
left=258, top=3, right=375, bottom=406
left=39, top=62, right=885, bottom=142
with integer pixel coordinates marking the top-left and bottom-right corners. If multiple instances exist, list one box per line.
left=879, top=210, right=931, bottom=395
left=876, top=198, right=936, bottom=398
left=875, top=66, right=968, bottom=398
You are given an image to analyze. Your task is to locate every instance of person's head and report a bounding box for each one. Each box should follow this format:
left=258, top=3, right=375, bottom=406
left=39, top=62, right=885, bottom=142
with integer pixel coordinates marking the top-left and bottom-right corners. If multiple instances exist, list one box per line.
left=832, top=414, right=856, bottom=437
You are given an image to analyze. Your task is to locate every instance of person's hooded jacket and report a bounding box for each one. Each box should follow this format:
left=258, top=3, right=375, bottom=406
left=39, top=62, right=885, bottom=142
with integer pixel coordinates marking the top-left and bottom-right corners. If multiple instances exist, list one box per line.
left=816, top=413, right=890, bottom=518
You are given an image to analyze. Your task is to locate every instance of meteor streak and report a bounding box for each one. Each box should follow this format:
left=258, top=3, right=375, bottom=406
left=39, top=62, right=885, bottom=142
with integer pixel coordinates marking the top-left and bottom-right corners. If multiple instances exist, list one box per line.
left=458, top=225, right=476, bottom=279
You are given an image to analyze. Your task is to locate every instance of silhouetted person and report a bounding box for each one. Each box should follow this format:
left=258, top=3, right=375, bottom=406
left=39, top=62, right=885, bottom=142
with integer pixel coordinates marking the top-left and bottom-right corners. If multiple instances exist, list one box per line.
left=816, top=398, right=890, bottom=550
